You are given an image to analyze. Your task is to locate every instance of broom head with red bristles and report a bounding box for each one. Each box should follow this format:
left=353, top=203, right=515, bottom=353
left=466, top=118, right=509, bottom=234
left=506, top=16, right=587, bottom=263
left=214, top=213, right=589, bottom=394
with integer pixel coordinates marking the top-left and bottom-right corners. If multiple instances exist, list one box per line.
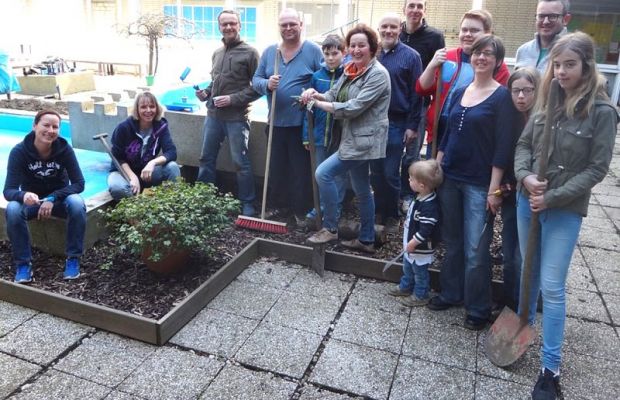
left=234, top=215, right=288, bottom=234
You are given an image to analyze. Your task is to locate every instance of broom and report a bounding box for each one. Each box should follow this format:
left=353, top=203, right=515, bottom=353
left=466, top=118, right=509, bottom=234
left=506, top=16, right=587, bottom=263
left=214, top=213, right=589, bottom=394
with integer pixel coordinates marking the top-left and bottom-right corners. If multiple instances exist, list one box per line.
left=235, top=48, right=288, bottom=234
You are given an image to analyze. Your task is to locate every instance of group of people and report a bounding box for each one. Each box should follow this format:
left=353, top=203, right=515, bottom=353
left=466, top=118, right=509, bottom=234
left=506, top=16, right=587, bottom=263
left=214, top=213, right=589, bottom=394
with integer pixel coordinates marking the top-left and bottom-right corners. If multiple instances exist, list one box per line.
left=3, top=1, right=618, bottom=399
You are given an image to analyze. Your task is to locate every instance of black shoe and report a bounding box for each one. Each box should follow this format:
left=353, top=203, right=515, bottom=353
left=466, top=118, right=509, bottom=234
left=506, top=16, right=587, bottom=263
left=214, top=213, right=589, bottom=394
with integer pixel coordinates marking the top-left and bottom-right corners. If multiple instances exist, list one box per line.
left=463, top=314, right=488, bottom=331
left=532, top=368, right=560, bottom=400
left=427, top=296, right=453, bottom=311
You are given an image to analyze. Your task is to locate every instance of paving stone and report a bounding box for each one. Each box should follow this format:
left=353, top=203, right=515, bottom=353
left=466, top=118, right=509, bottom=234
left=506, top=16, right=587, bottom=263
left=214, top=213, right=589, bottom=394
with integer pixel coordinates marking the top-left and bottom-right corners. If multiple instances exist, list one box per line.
left=585, top=205, right=607, bottom=218
left=590, top=267, right=620, bottom=294
left=11, top=370, right=110, bottom=400
left=581, top=215, right=617, bottom=233
left=0, top=313, right=90, bottom=364
left=236, top=258, right=301, bottom=290
left=604, top=206, right=620, bottom=221
left=390, top=356, right=475, bottom=400
left=331, top=302, right=408, bottom=353
left=592, top=194, right=620, bottom=209
left=0, top=301, right=38, bottom=337
left=347, top=280, right=412, bottom=315
left=118, top=346, right=223, bottom=400
left=402, top=319, right=478, bottom=371
left=563, top=318, right=620, bottom=361
left=578, top=225, right=620, bottom=252
left=310, top=339, right=398, bottom=400
left=601, top=293, right=620, bottom=326
left=287, top=268, right=355, bottom=300
left=475, top=375, right=530, bottom=400
left=207, top=279, right=282, bottom=320
left=104, top=391, right=144, bottom=400
left=580, top=246, right=620, bottom=272
left=53, top=331, right=156, bottom=386
left=408, top=304, right=467, bottom=328
left=264, top=290, right=342, bottom=335
left=199, top=364, right=297, bottom=400
left=298, top=384, right=363, bottom=399
left=566, top=257, right=596, bottom=292
left=566, top=288, right=610, bottom=323
left=592, top=183, right=620, bottom=196
left=235, top=321, right=322, bottom=379
left=170, top=308, right=259, bottom=357
left=561, top=351, right=620, bottom=400
left=476, top=330, right=541, bottom=386
left=0, top=353, right=41, bottom=398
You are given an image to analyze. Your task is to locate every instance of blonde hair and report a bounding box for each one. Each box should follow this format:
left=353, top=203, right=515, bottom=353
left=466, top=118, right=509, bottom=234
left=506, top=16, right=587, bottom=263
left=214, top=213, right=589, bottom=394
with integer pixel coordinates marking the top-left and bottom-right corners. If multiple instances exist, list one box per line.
left=131, top=92, right=163, bottom=121
left=409, top=159, right=443, bottom=190
left=461, top=9, right=493, bottom=33
left=540, top=31, right=608, bottom=119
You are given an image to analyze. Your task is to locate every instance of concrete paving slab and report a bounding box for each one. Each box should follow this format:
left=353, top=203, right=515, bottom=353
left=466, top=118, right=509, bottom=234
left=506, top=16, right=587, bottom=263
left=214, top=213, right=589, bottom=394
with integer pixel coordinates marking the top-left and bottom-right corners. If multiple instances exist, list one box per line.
left=207, top=279, right=282, bottom=320
left=103, top=391, right=145, bottom=400
left=389, top=356, right=475, bottom=400
left=53, top=331, right=156, bottom=386
left=591, top=194, right=620, bottom=209
left=331, top=302, right=408, bottom=353
left=604, top=206, right=620, bottom=221
left=170, top=307, right=259, bottom=357
left=580, top=246, right=620, bottom=272
left=584, top=205, right=607, bottom=218
left=591, top=183, right=620, bottom=196
left=402, top=319, right=478, bottom=371
left=235, top=321, right=322, bottom=379
left=578, top=225, right=620, bottom=252
left=118, top=346, right=223, bottom=400
left=475, top=375, right=530, bottom=400
left=0, top=300, right=37, bottom=337
left=407, top=305, right=468, bottom=329
left=199, top=363, right=297, bottom=400
left=561, top=351, right=620, bottom=400
left=287, top=269, right=355, bottom=300
left=566, top=288, right=610, bottom=323
left=298, top=384, right=363, bottom=399
left=563, top=318, right=620, bottom=361
left=236, top=258, right=301, bottom=290
left=10, top=370, right=110, bottom=400
left=310, top=339, right=398, bottom=400
left=581, top=215, right=618, bottom=233
left=601, top=293, right=620, bottom=326
left=476, top=330, right=541, bottom=386
left=264, top=290, right=342, bottom=335
left=566, top=257, right=596, bottom=292
left=0, top=353, right=41, bottom=398
left=348, top=280, right=412, bottom=315
left=0, top=313, right=90, bottom=364
left=590, top=267, right=620, bottom=294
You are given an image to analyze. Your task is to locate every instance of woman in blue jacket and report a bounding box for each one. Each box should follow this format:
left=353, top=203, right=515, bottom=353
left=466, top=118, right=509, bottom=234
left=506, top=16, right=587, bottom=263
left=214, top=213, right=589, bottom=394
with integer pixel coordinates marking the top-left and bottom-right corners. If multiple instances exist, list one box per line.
left=3, top=110, right=86, bottom=282
left=108, top=92, right=180, bottom=200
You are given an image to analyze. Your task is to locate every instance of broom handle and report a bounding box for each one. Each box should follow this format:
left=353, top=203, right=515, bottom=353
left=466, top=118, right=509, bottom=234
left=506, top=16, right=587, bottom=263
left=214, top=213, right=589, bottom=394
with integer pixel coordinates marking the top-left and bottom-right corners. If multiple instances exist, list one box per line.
left=519, top=78, right=560, bottom=324
left=430, top=64, right=442, bottom=159
left=260, top=48, right=280, bottom=220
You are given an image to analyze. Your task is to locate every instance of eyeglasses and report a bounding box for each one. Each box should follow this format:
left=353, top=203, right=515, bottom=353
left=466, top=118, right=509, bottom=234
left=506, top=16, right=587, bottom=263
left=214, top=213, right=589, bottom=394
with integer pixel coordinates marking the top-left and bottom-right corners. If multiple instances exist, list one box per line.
left=511, top=87, right=536, bottom=96
left=472, top=50, right=495, bottom=58
left=536, top=13, right=563, bottom=22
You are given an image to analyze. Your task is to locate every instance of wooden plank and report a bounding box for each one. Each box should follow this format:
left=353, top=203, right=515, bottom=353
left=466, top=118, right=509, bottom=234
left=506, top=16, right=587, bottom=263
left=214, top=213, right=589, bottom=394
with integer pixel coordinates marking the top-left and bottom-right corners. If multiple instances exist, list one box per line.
left=0, top=279, right=158, bottom=344
left=157, top=238, right=259, bottom=344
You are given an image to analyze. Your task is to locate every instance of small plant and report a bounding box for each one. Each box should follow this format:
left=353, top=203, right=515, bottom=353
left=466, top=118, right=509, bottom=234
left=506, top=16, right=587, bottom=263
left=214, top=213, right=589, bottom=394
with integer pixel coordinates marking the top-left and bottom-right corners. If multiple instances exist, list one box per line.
left=103, top=180, right=240, bottom=263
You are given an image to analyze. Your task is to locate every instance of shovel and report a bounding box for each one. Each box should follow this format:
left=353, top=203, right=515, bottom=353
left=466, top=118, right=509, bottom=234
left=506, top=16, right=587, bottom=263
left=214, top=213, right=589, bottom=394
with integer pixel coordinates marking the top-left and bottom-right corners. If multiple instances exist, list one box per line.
left=485, top=79, right=560, bottom=367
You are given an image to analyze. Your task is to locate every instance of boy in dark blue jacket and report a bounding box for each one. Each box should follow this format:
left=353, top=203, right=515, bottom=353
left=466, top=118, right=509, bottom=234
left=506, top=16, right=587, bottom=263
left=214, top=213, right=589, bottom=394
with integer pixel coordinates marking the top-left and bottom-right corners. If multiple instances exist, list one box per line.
left=4, top=110, right=86, bottom=282
left=301, top=34, right=346, bottom=228
left=389, top=159, right=442, bottom=306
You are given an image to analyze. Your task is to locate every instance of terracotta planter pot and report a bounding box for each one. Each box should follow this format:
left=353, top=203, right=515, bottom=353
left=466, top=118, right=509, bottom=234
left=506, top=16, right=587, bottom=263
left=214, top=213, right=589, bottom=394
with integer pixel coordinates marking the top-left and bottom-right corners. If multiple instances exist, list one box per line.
left=141, top=246, right=190, bottom=275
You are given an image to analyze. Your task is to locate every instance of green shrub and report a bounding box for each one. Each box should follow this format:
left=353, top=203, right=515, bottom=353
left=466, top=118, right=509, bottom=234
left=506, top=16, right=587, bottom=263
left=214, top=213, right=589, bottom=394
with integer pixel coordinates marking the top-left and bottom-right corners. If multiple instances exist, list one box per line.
left=103, top=180, right=240, bottom=262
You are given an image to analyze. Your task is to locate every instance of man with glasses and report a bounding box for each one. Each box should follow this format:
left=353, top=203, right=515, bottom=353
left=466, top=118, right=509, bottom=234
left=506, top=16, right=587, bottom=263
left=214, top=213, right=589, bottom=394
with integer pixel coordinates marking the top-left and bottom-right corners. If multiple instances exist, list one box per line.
left=515, top=0, right=571, bottom=73
left=252, top=8, right=322, bottom=225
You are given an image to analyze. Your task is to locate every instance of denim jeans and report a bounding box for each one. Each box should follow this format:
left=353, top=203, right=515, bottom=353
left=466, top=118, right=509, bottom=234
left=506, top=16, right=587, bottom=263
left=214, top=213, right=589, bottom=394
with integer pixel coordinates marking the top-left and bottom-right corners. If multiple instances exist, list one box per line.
left=501, top=193, right=521, bottom=311
left=438, top=177, right=493, bottom=319
left=6, top=194, right=86, bottom=265
left=517, top=192, right=582, bottom=372
left=107, top=161, right=181, bottom=200
left=370, top=119, right=406, bottom=220
left=308, top=145, right=346, bottom=220
left=197, top=117, right=255, bottom=203
left=400, top=258, right=431, bottom=299
left=315, top=153, right=375, bottom=243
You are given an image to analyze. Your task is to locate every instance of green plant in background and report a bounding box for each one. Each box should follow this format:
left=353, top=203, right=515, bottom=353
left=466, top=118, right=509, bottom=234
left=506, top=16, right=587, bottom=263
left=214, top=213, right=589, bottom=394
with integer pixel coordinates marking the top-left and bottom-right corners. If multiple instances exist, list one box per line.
left=103, top=180, right=240, bottom=262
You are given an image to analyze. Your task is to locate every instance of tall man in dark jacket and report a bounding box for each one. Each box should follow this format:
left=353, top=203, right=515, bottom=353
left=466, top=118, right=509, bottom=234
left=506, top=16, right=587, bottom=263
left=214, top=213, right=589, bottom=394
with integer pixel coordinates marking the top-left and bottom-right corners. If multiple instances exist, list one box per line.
left=196, top=9, right=261, bottom=217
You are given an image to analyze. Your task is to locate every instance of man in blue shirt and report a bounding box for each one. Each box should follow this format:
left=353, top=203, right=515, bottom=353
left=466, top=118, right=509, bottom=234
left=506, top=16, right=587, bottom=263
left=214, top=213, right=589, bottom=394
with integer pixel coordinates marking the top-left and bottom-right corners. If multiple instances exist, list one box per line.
left=371, top=13, right=423, bottom=234
left=252, top=8, right=323, bottom=224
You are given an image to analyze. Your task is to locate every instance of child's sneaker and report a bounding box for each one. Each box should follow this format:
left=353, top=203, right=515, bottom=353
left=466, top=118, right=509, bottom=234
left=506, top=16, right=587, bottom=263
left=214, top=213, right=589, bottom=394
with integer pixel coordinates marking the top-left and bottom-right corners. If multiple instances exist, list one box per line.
left=388, top=286, right=410, bottom=297
left=63, top=258, right=80, bottom=280
left=401, top=295, right=429, bottom=307
left=14, top=263, right=33, bottom=283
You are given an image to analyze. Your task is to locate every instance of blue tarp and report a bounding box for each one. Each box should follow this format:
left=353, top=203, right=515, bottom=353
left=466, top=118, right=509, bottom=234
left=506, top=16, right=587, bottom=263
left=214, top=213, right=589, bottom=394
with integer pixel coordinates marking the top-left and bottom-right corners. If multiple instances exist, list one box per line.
left=0, top=49, right=21, bottom=94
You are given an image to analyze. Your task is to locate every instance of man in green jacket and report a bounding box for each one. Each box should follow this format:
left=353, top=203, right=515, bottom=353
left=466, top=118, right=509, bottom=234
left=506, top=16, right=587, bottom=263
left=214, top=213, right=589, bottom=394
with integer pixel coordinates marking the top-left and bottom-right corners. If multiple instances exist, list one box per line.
left=195, top=9, right=261, bottom=217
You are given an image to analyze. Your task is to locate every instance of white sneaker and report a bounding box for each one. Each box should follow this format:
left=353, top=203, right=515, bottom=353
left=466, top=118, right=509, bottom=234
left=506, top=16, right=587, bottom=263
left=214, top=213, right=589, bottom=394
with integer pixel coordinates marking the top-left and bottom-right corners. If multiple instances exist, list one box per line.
left=307, top=228, right=338, bottom=244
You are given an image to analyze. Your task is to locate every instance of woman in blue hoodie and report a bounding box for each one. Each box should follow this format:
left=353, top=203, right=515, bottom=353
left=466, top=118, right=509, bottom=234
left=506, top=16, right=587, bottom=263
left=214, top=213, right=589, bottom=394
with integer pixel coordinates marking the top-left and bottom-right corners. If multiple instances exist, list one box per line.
left=3, top=110, right=86, bottom=283
left=107, top=92, right=180, bottom=200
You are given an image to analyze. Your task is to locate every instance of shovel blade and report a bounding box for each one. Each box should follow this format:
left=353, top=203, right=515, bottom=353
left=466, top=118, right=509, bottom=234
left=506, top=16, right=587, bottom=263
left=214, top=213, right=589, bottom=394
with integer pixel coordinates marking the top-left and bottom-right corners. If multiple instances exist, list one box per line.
left=485, top=306, right=536, bottom=367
